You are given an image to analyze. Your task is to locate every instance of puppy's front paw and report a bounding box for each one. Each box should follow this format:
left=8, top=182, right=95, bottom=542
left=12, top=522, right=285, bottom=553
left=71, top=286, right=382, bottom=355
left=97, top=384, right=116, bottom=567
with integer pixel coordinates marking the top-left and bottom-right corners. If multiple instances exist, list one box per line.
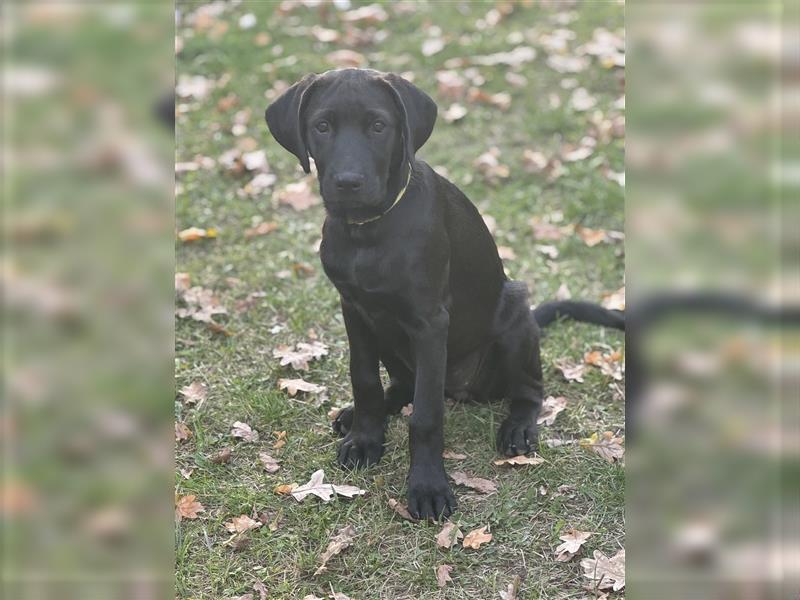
left=332, top=405, right=354, bottom=437
left=496, top=417, right=538, bottom=457
left=336, top=432, right=384, bottom=469
left=407, top=469, right=457, bottom=521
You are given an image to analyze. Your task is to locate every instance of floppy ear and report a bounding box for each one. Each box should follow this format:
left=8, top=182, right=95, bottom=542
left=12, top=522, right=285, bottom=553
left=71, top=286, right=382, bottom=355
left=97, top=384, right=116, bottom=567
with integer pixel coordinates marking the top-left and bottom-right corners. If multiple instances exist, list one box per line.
left=265, top=74, right=319, bottom=174
left=379, top=73, right=437, bottom=164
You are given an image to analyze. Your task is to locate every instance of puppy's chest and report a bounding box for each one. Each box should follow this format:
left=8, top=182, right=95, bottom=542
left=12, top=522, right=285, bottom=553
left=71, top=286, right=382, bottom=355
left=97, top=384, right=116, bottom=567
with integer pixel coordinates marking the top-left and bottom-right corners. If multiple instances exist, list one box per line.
left=322, top=239, right=407, bottom=298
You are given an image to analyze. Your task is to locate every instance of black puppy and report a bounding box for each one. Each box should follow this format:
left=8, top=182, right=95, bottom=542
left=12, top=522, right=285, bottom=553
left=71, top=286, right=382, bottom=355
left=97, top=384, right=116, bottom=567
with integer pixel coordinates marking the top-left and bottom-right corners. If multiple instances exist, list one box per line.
left=266, top=68, right=622, bottom=520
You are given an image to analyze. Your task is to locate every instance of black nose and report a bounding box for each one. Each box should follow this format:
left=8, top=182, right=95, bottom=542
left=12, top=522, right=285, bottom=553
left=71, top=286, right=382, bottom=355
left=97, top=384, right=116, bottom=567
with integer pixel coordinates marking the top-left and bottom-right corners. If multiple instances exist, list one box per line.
left=334, top=172, right=365, bottom=192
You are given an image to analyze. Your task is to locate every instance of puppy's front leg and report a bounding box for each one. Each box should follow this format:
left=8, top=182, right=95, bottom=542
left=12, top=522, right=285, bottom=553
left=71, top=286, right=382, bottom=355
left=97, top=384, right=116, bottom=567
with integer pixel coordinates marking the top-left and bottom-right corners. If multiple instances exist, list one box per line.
left=406, top=307, right=457, bottom=520
left=337, top=300, right=386, bottom=468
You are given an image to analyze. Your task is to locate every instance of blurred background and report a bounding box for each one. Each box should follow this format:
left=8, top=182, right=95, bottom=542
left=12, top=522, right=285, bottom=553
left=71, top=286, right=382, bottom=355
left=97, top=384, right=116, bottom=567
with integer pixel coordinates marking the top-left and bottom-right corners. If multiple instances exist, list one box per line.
left=1, top=1, right=797, bottom=599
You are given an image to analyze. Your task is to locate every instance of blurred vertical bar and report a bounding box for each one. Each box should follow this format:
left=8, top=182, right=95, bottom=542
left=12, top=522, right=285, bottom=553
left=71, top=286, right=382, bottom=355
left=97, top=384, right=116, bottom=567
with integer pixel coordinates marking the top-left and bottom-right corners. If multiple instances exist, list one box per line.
left=2, top=2, right=174, bottom=599
left=628, top=1, right=798, bottom=599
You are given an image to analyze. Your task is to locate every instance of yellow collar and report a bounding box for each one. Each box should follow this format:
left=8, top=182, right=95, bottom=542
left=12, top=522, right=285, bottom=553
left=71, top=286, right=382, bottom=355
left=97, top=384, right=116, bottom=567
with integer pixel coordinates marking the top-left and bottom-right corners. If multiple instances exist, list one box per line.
left=347, top=164, right=412, bottom=226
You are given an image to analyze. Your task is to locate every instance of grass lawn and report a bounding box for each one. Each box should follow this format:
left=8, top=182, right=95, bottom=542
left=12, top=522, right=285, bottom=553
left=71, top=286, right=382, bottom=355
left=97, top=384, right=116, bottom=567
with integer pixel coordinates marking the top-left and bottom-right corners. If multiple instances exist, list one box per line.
left=176, top=2, right=624, bottom=598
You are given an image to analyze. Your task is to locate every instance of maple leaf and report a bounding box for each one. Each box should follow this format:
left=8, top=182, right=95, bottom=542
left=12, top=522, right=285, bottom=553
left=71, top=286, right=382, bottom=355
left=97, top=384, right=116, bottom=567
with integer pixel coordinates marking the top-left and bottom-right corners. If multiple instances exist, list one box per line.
left=224, top=514, right=261, bottom=533
left=291, top=469, right=366, bottom=503
left=451, top=471, right=497, bottom=494
left=175, top=494, right=204, bottom=521
left=554, top=528, right=594, bottom=561
left=462, top=525, right=493, bottom=550
left=498, top=575, right=522, bottom=600
left=273, top=341, right=328, bottom=370
left=178, top=226, right=217, bottom=242
left=388, top=498, right=417, bottom=522
left=276, top=180, right=320, bottom=211
left=580, top=432, right=625, bottom=463
left=231, top=421, right=259, bottom=443
left=493, top=455, right=546, bottom=467
left=436, top=522, right=464, bottom=549
left=442, top=450, right=467, bottom=460
left=278, top=378, right=326, bottom=396
left=555, top=359, right=586, bottom=383
left=175, top=422, right=192, bottom=442
left=581, top=548, right=625, bottom=591
left=435, top=564, right=453, bottom=588
left=258, top=452, right=280, bottom=473
left=314, top=524, right=357, bottom=576
left=538, top=396, right=567, bottom=426
left=179, top=381, right=207, bottom=406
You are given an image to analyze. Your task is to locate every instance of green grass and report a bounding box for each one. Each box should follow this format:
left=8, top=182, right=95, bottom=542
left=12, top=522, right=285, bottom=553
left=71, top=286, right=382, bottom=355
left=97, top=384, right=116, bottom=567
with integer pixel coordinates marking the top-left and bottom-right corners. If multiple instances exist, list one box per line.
left=176, top=2, right=624, bottom=598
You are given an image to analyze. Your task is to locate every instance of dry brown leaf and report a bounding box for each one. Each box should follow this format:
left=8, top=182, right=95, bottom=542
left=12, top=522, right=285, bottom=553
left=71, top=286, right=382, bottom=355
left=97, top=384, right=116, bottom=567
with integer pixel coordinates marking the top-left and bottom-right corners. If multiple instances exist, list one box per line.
left=274, top=341, right=328, bottom=370
left=259, top=452, right=281, bottom=473
left=462, top=525, right=493, bottom=550
left=175, top=272, right=191, bottom=292
left=493, top=455, right=546, bottom=467
left=211, top=447, right=232, bottom=464
left=422, top=37, right=445, bottom=57
left=529, top=217, right=570, bottom=241
left=583, top=350, right=624, bottom=381
left=175, top=285, right=228, bottom=325
left=498, top=246, right=517, bottom=260
left=273, top=483, right=297, bottom=495
left=442, top=103, right=468, bottom=123
left=178, top=226, right=217, bottom=242
left=474, top=148, right=510, bottom=182
left=326, top=49, right=366, bottom=68
left=278, top=378, right=326, bottom=396
left=231, top=421, right=259, bottom=443
left=328, top=593, right=352, bottom=600
left=388, top=498, right=417, bottom=522
left=314, top=524, right=356, bottom=576
left=556, top=283, right=572, bottom=300
left=498, top=575, right=522, bottom=600
left=451, top=471, right=497, bottom=494
left=179, top=381, right=207, bottom=406
left=276, top=180, right=320, bottom=211
left=179, top=467, right=194, bottom=479
left=244, top=221, right=278, bottom=238
left=272, top=430, right=287, bottom=450
left=435, top=564, right=453, bottom=588
left=175, top=494, right=204, bottom=521
left=468, top=87, right=511, bottom=110
left=436, top=522, right=464, bottom=549
left=554, top=528, right=594, bottom=561
left=601, top=286, right=625, bottom=311
left=341, top=4, right=388, bottom=24
left=575, top=225, right=608, bottom=247
left=442, top=450, right=467, bottom=460
left=555, top=359, right=586, bottom=383
left=224, top=514, right=262, bottom=533
left=252, top=580, right=268, bottom=600
left=291, top=469, right=366, bottom=503
left=581, top=548, right=625, bottom=591
left=581, top=432, right=625, bottom=463
left=400, top=403, right=414, bottom=417
left=436, top=70, right=467, bottom=99
left=175, top=422, right=192, bottom=442
left=538, top=396, right=567, bottom=426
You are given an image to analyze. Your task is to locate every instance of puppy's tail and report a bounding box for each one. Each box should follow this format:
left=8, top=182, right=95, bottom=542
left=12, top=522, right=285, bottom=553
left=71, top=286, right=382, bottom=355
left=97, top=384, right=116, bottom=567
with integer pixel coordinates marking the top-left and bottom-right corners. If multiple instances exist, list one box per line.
left=533, top=300, right=625, bottom=331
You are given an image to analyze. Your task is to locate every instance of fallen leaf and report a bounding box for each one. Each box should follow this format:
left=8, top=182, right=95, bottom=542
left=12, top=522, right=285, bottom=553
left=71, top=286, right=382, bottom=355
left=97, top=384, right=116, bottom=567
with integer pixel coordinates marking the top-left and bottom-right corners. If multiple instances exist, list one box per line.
left=443, top=103, right=468, bottom=123
left=273, top=341, right=328, bottom=370
left=601, top=286, right=625, bottom=311
left=556, top=283, right=572, bottom=300
left=435, top=564, right=453, bottom=588
left=224, top=514, right=262, bottom=533
left=259, top=452, right=281, bottom=473
left=538, top=396, right=567, bottom=426
left=555, top=359, right=586, bottom=383
left=498, top=246, right=516, bottom=260
left=178, top=226, right=217, bottom=242
left=570, top=87, right=597, bottom=111
left=462, top=525, right=493, bottom=550
left=341, top=4, right=388, bottom=24
left=422, top=37, right=445, bottom=57
left=529, top=217, right=569, bottom=241
left=326, top=49, right=366, bottom=67
left=314, top=524, right=356, bottom=576
left=471, top=46, right=536, bottom=67
left=276, top=180, right=320, bottom=211
left=179, top=381, right=207, bottom=406
left=554, top=528, right=594, bottom=561
left=328, top=593, right=352, bottom=600
left=253, top=580, right=268, bottom=600
left=388, top=498, right=417, bottom=522
left=175, top=422, right=192, bottom=442
left=581, top=548, right=625, bottom=591
left=291, top=469, right=366, bottom=503
left=436, top=70, right=467, bottom=99
left=273, top=483, right=297, bottom=495
left=493, top=455, right=546, bottom=467
left=211, top=447, right=232, bottom=464
left=451, top=471, right=497, bottom=494
left=272, top=430, right=287, bottom=450
left=179, top=467, right=194, bottom=479
left=442, top=450, right=467, bottom=460
left=575, top=225, right=607, bottom=247
left=499, top=575, right=522, bottom=600
left=175, top=285, right=228, bottom=325
left=536, top=244, right=559, bottom=259
left=301, top=596, right=323, bottom=600
left=583, top=350, right=623, bottom=381
left=580, top=432, right=625, bottom=463
left=278, top=378, right=326, bottom=396
left=175, top=494, right=204, bottom=521
left=244, top=221, right=278, bottom=238
left=474, top=148, right=510, bottom=182
left=400, top=403, right=414, bottom=417
left=436, top=522, right=464, bottom=549
left=231, top=421, right=259, bottom=443
left=468, top=88, right=511, bottom=110
left=175, top=272, right=191, bottom=292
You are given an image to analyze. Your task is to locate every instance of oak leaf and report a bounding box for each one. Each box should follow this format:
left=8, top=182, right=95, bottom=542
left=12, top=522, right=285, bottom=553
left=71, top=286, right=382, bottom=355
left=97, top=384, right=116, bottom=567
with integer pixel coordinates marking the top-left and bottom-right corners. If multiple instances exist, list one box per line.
left=493, top=455, right=546, bottom=467
left=580, top=432, right=625, bottom=463
left=554, top=528, right=594, bottom=561
left=436, top=522, right=464, bottom=549
left=581, top=548, right=625, bottom=591
left=175, top=494, right=204, bottom=521
left=435, top=564, right=453, bottom=588
left=179, top=381, right=207, bottom=406
left=278, top=378, right=326, bottom=396
left=231, top=421, right=259, bottom=443
left=462, top=525, right=492, bottom=550
left=314, top=525, right=356, bottom=576
left=451, top=471, right=497, bottom=493
left=538, top=396, right=567, bottom=425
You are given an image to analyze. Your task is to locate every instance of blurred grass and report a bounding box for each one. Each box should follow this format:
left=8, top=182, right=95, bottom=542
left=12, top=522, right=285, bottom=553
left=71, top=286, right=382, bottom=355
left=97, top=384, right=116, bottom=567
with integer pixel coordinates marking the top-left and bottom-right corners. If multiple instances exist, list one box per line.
left=176, top=2, right=624, bottom=598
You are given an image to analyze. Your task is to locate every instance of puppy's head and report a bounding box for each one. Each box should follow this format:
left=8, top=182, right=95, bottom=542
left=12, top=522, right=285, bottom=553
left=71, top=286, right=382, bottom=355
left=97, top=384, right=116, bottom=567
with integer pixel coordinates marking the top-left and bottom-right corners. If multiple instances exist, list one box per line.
left=265, top=69, right=436, bottom=222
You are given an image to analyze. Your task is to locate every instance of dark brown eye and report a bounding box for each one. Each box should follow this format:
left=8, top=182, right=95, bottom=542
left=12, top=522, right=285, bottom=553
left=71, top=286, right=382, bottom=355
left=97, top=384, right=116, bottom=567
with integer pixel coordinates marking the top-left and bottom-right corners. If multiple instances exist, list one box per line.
left=315, top=120, right=330, bottom=133
left=372, top=120, right=385, bottom=133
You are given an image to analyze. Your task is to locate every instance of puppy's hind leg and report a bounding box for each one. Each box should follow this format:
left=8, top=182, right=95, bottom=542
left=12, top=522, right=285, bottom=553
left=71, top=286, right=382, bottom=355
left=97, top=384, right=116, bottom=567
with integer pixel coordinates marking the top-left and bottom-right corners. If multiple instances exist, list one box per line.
left=494, top=293, right=545, bottom=456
